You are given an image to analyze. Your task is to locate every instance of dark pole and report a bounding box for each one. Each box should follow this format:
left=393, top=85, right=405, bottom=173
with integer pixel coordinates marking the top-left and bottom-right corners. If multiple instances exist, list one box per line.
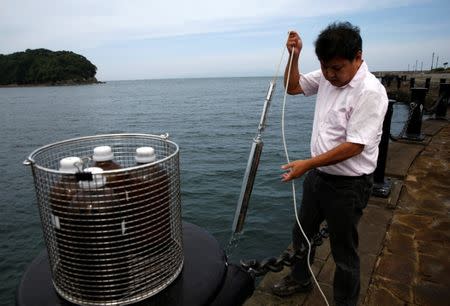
left=425, top=78, right=431, bottom=92
left=440, top=78, right=446, bottom=84
left=435, top=83, right=450, bottom=118
left=372, top=100, right=395, bottom=197
left=431, top=52, right=434, bottom=70
left=410, top=77, right=415, bottom=88
left=404, top=88, right=427, bottom=141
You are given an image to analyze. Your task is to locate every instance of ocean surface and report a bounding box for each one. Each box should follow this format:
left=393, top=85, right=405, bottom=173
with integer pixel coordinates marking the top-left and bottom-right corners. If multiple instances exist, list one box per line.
left=0, top=78, right=409, bottom=305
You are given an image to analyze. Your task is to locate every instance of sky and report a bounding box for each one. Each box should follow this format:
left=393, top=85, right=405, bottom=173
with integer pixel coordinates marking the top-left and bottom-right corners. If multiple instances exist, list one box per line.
left=1, top=0, right=450, bottom=81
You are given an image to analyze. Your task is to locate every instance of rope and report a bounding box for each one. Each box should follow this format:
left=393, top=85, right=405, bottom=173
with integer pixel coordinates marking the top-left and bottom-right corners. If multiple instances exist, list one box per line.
left=281, top=40, right=330, bottom=306
left=272, top=42, right=288, bottom=85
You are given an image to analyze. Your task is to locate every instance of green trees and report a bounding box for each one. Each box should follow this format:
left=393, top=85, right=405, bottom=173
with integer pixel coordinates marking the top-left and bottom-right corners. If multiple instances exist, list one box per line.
left=0, top=49, right=98, bottom=85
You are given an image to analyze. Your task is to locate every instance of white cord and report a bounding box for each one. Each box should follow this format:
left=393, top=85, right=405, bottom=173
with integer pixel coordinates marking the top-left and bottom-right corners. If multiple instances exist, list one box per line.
left=272, top=42, right=287, bottom=84
left=281, top=44, right=330, bottom=306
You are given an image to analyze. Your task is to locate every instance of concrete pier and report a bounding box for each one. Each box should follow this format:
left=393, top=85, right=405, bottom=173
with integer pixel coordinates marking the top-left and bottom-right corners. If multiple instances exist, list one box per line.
left=244, top=117, right=449, bottom=306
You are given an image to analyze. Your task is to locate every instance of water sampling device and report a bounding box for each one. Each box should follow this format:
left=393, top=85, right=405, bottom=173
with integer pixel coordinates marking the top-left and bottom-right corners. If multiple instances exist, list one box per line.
left=232, top=81, right=275, bottom=233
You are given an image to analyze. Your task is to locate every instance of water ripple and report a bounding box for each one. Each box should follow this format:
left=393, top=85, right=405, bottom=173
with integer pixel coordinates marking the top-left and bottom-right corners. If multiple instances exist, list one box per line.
left=0, top=78, right=409, bottom=304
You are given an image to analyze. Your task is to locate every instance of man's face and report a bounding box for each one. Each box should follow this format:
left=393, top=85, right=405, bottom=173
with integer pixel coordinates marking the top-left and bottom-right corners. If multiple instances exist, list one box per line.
left=320, top=52, right=362, bottom=87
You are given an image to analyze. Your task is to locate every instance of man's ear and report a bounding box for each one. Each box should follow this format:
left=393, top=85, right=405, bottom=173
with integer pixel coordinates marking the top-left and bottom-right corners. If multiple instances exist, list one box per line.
left=355, top=50, right=362, bottom=62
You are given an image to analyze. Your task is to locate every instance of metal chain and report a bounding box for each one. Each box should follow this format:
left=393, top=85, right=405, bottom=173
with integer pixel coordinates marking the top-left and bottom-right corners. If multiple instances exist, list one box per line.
left=390, top=102, right=417, bottom=141
left=240, top=226, right=329, bottom=277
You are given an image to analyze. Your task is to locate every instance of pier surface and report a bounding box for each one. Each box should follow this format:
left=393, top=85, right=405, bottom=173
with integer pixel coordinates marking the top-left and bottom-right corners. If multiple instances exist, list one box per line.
left=244, top=117, right=449, bottom=306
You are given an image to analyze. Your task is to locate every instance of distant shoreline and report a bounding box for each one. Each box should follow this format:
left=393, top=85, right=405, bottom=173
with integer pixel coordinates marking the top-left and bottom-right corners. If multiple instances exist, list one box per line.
left=0, top=80, right=105, bottom=88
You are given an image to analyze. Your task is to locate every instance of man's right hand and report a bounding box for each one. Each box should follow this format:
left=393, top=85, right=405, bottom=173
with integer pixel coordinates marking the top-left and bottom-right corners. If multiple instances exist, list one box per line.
left=284, top=31, right=303, bottom=95
left=286, top=31, right=302, bottom=58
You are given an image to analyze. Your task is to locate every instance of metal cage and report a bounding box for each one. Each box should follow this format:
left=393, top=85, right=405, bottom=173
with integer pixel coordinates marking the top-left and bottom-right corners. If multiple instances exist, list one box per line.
left=24, top=133, right=183, bottom=306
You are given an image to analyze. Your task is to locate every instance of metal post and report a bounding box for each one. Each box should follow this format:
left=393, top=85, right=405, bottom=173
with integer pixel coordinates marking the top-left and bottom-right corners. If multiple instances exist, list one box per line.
left=425, top=78, right=431, bottom=92
left=435, top=83, right=450, bottom=119
left=386, top=76, right=391, bottom=88
left=410, top=77, right=415, bottom=88
left=440, top=78, right=446, bottom=84
left=404, top=88, right=427, bottom=141
left=396, top=76, right=401, bottom=89
left=372, top=100, right=395, bottom=198
left=431, top=52, right=435, bottom=70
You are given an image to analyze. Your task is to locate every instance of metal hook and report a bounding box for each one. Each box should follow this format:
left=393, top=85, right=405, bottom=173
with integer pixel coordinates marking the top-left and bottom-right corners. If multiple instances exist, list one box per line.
left=160, top=133, right=170, bottom=140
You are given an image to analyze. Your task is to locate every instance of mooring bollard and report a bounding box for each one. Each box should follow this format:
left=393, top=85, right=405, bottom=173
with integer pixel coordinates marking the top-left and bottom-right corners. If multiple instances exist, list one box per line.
left=372, top=100, right=395, bottom=198
left=435, top=83, right=450, bottom=119
left=410, top=77, right=415, bottom=88
left=386, top=76, right=392, bottom=88
left=425, top=78, right=431, bottom=92
left=404, top=88, right=427, bottom=141
left=396, top=76, right=401, bottom=89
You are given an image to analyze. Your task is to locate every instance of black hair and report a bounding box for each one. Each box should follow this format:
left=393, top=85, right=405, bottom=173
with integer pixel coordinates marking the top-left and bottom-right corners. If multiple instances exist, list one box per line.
left=314, top=21, right=362, bottom=62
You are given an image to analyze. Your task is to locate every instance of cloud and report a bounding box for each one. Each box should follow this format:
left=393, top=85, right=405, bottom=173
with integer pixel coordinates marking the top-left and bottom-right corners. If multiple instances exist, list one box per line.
left=4, top=0, right=441, bottom=79
left=1, top=0, right=424, bottom=53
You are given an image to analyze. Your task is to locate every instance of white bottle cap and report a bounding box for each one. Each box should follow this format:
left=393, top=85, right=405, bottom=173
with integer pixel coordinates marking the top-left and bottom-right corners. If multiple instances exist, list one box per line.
left=135, top=147, right=156, bottom=164
left=79, top=167, right=106, bottom=189
left=59, top=157, right=83, bottom=173
left=93, top=146, right=114, bottom=162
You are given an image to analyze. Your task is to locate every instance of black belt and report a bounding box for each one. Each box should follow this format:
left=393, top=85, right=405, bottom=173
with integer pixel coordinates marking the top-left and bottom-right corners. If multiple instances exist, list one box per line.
left=314, top=169, right=373, bottom=181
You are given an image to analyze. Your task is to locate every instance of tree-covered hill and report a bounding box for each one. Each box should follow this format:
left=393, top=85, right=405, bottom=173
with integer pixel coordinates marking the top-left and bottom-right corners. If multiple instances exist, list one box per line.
left=0, top=49, right=98, bottom=85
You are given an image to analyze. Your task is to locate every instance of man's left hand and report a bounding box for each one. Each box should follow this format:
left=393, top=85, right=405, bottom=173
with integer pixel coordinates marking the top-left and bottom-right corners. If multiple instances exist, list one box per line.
left=281, top=159, right=312, bottom=182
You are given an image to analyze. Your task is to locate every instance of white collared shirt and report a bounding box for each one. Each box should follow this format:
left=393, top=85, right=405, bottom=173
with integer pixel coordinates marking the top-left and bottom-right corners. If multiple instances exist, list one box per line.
left=300, top=61, right=388, bottom=176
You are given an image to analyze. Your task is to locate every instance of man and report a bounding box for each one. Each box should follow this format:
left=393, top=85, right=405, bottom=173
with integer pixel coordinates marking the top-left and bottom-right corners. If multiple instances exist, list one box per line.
left=272, top=22, right=388, bottom=306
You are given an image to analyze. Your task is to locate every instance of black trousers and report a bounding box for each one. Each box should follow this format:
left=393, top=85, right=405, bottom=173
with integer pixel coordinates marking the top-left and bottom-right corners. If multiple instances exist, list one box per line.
left=291, top=169, right=373, bottom=306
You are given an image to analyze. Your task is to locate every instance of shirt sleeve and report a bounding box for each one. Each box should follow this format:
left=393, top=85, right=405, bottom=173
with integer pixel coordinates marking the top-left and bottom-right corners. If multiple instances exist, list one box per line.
left=346, top=90, right=388, bottom=145
left=300, top=70, right=321, bottom=96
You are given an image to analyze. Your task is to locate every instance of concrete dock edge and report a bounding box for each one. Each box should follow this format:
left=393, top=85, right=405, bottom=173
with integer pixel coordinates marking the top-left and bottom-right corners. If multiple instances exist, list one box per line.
left=244, top=118, right=449, bottom=306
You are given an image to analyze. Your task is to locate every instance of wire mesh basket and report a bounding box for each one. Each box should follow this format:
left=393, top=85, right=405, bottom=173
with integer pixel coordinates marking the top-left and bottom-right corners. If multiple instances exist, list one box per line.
left=24, top=133, right=183, bottom=306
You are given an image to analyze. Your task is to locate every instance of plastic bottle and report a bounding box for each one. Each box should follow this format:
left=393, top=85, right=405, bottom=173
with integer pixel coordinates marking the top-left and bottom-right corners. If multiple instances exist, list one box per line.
left=91, top=145, right=131, bottom=247
left=67, top=167, right=119, bottom=253
left=132, top=147, right=171, bottom=256
left=62, top=167, right=129, bottom=299
left=49, top=157, right=85, bottom=297
left=49, top=156, right=82, bottom=237
left=92, top=145, right=122, bottom=171
left=91, top=145, right=130, bottom=210
left=91, top=145, right=126, bottom=188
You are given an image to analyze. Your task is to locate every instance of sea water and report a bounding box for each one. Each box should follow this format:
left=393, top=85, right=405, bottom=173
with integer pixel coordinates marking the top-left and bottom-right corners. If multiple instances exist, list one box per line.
left=0, top=78, right=409, bottom=305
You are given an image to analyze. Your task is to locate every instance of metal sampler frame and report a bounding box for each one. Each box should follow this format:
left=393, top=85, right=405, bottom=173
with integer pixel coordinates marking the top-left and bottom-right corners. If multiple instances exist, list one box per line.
left=232, top=81, right=276, bottom=233
left=24, top=133, right=183, bottom=306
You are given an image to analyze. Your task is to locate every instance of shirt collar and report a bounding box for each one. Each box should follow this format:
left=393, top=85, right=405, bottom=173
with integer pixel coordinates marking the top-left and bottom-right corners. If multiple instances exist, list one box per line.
left=347, top=60, right=367, bottom=88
